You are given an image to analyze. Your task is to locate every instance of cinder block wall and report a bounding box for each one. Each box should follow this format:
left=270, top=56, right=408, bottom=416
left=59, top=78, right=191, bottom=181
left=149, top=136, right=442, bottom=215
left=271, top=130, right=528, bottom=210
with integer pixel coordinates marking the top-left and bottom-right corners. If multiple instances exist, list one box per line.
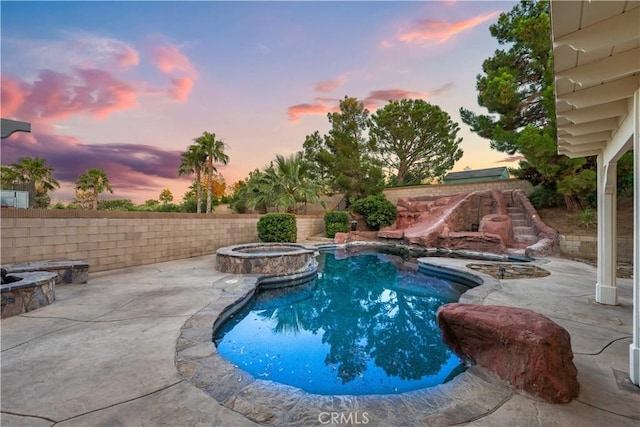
left=382, top=179, right=533, bottom=205
left=559, top=234, right=633, bottom=263
left=1, top=210, right=325, bottom=272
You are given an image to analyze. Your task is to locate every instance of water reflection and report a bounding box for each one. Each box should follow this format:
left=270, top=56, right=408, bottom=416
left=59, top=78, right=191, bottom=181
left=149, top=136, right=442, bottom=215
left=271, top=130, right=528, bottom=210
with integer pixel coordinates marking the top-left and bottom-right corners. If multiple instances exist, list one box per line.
left=215, top=250, right=465, bottom=395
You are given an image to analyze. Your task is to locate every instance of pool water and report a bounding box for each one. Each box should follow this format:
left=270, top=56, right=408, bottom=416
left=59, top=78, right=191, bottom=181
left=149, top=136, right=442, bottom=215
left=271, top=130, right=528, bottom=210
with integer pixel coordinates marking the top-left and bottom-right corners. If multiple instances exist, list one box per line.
left=214, top=249, right=468, bottom=395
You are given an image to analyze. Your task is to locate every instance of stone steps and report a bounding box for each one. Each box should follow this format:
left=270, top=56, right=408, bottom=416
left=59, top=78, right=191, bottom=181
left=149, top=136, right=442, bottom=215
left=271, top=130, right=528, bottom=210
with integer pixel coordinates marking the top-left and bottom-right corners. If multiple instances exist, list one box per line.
left=514, top=234, right=539, bottom=244
left=513, top=225, right=535, bottom=235
left=507, top=205, right=538, bottom=247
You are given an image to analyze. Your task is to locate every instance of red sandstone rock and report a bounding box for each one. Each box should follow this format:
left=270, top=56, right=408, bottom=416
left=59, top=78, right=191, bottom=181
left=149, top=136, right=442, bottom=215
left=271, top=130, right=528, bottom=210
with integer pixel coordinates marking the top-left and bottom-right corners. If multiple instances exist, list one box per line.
left=479, top=214, right=514, bottom=246
left=436, top=231, right=506, bottom=253
left=437, top=303, right=579, bottom=404
left=334, top=232, right=348, bottom=244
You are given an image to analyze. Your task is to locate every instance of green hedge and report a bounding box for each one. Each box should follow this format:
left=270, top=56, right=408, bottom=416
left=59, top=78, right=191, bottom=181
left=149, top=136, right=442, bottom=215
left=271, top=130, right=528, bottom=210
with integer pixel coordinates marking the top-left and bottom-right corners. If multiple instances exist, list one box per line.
left=257, top=213, right=297, bottom=243
left=324, top=211, right=350, bottom=238
left=350, top=194, right=397, bottom=230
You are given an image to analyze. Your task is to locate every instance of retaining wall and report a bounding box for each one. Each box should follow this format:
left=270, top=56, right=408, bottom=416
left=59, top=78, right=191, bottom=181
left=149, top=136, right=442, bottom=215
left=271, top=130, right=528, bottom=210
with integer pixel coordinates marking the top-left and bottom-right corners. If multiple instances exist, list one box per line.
left=1, top=210, right=325, bottom=272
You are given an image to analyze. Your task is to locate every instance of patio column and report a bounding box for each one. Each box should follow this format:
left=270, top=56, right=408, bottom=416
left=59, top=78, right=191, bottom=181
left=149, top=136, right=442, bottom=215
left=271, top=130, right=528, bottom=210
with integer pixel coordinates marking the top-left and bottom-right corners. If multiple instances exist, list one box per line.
left=630, top=89, right=639, bottom=386
left=596, top=154, right=618, bottom=305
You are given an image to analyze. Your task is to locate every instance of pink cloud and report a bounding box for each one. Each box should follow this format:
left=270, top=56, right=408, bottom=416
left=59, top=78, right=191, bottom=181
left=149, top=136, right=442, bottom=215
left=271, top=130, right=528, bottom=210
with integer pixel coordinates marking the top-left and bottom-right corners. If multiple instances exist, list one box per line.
left=115, top=45, right=140, bottom=68
left=363, top=89, right=427, bottom=111
left=168, top=77, right=195, bottom=102
left=315, top=75, right=347, bottom=93
left=4, top=68, right=139, bottom=122
left=0, top=76, right=28, bottom=117
left=287, top=103, right=331, bottom=122
left=150, top=45, right=197, bottom=76
left=399, top=10, right=500, bottom=45
left=149, top=44, right=198, bottom=101
left=380, top=40, right=394, bottom=49
left=288, top=87, right=435, bottom=121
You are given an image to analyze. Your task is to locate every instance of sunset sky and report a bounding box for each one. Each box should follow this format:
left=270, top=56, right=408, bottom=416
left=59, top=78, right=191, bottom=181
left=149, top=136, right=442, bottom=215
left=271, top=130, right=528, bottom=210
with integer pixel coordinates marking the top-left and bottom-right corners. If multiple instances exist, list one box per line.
left=1, top=1, right=520, bottom=204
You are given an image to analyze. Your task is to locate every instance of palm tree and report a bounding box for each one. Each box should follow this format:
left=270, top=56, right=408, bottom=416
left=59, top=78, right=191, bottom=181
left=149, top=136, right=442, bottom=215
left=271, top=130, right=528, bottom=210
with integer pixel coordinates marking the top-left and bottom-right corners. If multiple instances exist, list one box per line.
left=194, top=132, right=229, bottom=213
left=178, top=145, right=206, bottom=213
left=75, top=168, right=113, bottom=210
left=159, top=188, right=173, bottom=205
left=7, top=157, right=60, bottom=208
left=248, top=153, right=323, bottom=214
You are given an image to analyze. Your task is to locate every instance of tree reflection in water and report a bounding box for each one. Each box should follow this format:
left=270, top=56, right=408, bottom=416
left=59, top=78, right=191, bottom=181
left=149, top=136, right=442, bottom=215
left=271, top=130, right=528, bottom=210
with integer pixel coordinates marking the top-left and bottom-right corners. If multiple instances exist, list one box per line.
left=215, top=249, right=466, bottom=395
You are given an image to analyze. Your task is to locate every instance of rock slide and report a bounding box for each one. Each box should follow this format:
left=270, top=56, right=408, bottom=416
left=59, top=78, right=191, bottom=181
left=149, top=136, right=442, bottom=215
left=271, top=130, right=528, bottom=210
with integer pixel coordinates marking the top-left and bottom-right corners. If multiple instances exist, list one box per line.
left=376, top=189, right=558, bottom=257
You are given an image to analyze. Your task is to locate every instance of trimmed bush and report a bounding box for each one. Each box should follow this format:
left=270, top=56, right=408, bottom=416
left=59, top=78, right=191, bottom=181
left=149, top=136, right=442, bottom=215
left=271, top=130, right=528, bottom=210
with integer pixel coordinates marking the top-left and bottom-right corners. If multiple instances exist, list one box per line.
left=350, top=194, right=397, bottom=230
left=324, top=211, right=350, bottom=238
left=257, top=213, right=297, bottom=243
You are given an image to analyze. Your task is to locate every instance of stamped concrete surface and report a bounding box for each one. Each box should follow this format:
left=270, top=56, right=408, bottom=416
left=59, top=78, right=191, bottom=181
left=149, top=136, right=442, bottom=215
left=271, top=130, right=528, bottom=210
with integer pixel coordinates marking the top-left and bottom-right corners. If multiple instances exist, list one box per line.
left=1, top=254, right=639, bottom=426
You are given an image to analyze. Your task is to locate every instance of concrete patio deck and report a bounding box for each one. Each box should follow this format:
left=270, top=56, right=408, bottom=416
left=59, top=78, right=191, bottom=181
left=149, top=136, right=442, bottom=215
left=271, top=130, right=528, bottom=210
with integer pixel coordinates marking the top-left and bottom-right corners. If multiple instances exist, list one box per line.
left=1, top=253, right=638, bottom=426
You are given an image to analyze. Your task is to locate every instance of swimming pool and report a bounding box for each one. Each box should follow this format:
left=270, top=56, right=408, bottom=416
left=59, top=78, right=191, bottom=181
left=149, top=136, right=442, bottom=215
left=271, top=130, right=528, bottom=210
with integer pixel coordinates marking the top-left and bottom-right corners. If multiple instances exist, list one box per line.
left=214, top=248, right=471, bottom=395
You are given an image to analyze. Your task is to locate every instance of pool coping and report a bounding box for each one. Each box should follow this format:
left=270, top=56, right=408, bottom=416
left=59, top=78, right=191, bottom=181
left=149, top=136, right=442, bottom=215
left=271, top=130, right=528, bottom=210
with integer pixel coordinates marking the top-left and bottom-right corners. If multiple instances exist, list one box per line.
left=175, top=247, right=522, bottom=426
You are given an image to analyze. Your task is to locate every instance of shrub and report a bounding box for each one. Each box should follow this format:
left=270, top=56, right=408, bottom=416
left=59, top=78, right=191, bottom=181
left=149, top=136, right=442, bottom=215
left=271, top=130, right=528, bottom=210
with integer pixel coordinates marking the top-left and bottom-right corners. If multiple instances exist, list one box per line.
left=157, top=203, right=182, bottom=212
left=578, top=207, right=596, bottom=229
left=98, top=199, right=137, bottom=211
left=324, top=211, right=350, bottom=238
left=257, top=213, right=297, bottom=243
left=528, top=186, right=563, bottom=209
left=350, top=194, right=397, bottom=230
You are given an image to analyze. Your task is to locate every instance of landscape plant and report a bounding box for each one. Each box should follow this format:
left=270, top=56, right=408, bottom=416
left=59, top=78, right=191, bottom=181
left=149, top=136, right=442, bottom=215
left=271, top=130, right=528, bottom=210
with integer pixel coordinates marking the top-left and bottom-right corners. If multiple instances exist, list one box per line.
left=1, top=156, right=60, bottom=208
left=302, top=96, right=384, bottom=202
left=75, top=168, right=113, bottom=210
left=257, top=213, right=297, bottom=243
left=350, top=194, right=397, bottom=231
left=459, top=0, right=597, bottom=210
left=324, top=211, right=350, bottom=238
left=369, top=99, right=464, bottom=186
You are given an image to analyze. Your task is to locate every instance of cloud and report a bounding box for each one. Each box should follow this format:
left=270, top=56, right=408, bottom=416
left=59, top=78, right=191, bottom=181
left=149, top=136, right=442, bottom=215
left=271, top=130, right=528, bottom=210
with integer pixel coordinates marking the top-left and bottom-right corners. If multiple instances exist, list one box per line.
left=288, top=86, right=438, bottom=122
left=0, top=76, right=27, bottom=117
left=287, top=103, right=332, bottom=122
left=150, top=45, right=197, bottom=76
left=429, top=81, right=455, bottom=96
left=6, top=32, right=140, bottom=74
left=67, top=32, right=140, bottom=70
left=113, top=45, right=140, bottom=68
left=168, top=77, right=195, bottom=102
left=1, top=68, right=139, bottom=121
left=380, top=40, right=394, bottom=49
left=496, top=155, right=525, bottom=163
left=149, top=44, right=198, bottom=101
left=399, top=10, right=500, bottom=45
left=363, top=89, right=427, bottom=110
left=315, top=74, right=348, bottom=93
left=1, top=131, right=190, bottom=201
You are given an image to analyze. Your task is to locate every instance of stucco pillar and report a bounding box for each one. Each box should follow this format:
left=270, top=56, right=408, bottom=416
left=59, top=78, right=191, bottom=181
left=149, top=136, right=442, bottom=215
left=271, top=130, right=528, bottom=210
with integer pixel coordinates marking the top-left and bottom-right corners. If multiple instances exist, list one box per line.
left=630, top=89, right=640, bottom=385
left=596, top=154, right=618, bottom=305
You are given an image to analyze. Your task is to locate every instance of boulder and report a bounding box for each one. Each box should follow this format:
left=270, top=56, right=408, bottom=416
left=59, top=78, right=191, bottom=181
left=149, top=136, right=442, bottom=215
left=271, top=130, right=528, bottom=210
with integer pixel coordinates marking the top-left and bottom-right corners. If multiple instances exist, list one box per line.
left=437, top=303, right=579, bottom=403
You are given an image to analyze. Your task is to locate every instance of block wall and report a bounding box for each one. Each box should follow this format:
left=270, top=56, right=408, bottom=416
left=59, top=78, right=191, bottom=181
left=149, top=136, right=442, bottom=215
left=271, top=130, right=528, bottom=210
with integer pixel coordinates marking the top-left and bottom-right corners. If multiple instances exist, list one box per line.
left=382, top=179, right=534, bottom=205
left=559, top=234, right=634, bottom=263
left=1, top=210, right=325, bottom=272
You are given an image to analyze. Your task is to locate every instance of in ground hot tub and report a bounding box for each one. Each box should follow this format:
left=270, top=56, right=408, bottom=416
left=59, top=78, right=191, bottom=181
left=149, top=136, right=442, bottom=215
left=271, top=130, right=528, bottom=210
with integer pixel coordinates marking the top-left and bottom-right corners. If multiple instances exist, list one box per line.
left=215, top=243, right=318, bottom=276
